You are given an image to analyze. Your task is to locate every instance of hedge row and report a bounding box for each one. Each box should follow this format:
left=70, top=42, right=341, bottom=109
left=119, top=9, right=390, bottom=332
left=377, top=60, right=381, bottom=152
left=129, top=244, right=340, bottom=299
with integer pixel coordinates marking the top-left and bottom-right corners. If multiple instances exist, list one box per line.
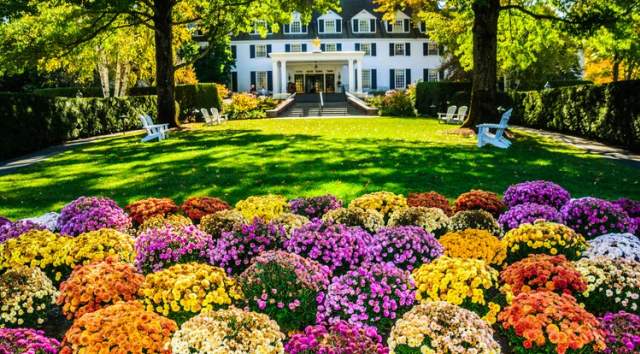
left=511, top=80, right=640, bottom=151
left=0, top=94, right=157, bottom=160
left=130, top=83, right=222, bottom=116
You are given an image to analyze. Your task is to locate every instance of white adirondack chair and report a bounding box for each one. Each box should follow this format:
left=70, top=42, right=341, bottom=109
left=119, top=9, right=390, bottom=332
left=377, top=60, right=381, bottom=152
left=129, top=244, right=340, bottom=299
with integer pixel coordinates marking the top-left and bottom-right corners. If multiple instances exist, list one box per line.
left=200, top=108, right=214, bottom=125
left=477, top=108, right=513, bottom=149
left=210, top=108, right=228, bottom=124
left=438, top=105, right=457, bottom=123
left=139, top=114, right=169, bottom=142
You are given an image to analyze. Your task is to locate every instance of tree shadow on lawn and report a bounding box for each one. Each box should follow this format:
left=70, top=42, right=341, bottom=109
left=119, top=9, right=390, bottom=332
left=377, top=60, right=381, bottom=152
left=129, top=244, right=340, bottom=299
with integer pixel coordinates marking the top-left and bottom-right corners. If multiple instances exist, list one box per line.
left=0, top=127, right=638, bottom=218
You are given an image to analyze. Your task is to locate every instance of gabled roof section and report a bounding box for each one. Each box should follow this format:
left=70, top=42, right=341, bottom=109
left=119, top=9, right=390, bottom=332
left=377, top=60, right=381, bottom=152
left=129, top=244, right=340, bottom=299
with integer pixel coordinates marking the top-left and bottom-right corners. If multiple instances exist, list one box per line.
left=352, top=9, right=377, bottom=20
left=318, top=10, right=342, bottom=20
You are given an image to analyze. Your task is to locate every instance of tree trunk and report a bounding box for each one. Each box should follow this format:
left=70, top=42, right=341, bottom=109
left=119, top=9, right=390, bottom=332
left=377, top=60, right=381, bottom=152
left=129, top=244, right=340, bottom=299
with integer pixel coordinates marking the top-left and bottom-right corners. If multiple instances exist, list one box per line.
left=462, top=0, right=500, bottom=129
left=97, top=50, right=110, bottom=98
left=153, top=0, right=178, bottom=127
left=114, top=58, right=122, bottom=97
left=612, top=53, right=620, bottom=82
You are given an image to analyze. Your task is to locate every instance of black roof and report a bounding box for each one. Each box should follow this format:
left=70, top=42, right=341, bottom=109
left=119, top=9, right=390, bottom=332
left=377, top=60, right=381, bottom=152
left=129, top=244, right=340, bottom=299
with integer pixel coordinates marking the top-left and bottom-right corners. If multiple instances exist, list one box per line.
left=231, top=0, right=423, bottom=41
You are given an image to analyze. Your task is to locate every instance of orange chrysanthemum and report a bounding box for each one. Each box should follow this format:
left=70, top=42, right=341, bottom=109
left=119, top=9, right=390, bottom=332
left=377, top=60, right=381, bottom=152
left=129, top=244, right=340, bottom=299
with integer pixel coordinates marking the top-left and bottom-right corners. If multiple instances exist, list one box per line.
left=500, top=254, right=587, bottom=296
left=454, top=190, right=505, bottom=217
left=180, top=197, right=230, bottom=222
left=407, top=192, right=453, bottom=216
left=126, top=198, right=178, bottom=225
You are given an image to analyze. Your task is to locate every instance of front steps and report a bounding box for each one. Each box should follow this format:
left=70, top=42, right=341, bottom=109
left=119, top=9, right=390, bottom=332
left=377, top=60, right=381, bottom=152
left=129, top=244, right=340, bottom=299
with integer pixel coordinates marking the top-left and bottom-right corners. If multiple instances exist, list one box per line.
left=280, top=102, right=364, bottom=117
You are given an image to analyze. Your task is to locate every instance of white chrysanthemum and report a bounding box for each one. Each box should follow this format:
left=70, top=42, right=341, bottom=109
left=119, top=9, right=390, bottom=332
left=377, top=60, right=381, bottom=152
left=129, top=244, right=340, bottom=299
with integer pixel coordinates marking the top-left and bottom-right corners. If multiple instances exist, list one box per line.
left=583, top=233, right=640, bottom=262
left=20, top=212, right=60, bottom=231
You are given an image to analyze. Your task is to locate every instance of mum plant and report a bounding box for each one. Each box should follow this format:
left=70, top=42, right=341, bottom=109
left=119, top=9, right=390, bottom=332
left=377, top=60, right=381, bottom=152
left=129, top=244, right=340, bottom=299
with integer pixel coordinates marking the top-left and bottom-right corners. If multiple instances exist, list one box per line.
left=235, top=194, right=289, bottom=222
left=57, top=257, right=144, bottom=320
left=406, top=191, right=453, bottom=216
left=322, top=207, right=384, bottom=233
left=575, top=257, right=640, bottom=314
left=498, top=202, right=563, bottom=231
left=500, top=254, right=586, bottom=296
left=198, top=209, right=246, bottom=238
left=139, top=263, right=243, bottom=324
left=317, top=262, right=415, bottom=335
left=348, top=191, right=407, bottom=222
left=137, top=214, right=193, bottom=235
left=271, top=213, right=310, bottom=238
left=68, top=228, right=135, bottom=265
left=439, top=229, right=507, bottom=266
left=180, top=196, right=230, bottom=222
left=503, top=180, right=571, bottom=209
left=0, top=266, right=57, bottom=328
left=561, top=197, right=636, bottom=238
left=599, top=311, right=640, bottom=354
left=0, top=216, right=10, bottom=227
left=60, top=301, right=177, bottom=354
left=448, top=209, right=502, bottom=237
left=19, top=212, right=59, bottom=231
left=583, top=233, right=640, bottom=261
left=612, top=198, right=640, bottom=231
left=412, top=256, right=505, bottom=324
left=502, top=221, right=588, bottom=263
left=285, top=321, right=388, bottom=354
left=57, top=196, right=131, bottom=236
left=453, top=190, right=505, bottom=217
left=289, top=194, right=343, bottom=219
left=170, top=307, right=285, bottom=354
left=0, top=329, right=59, bottom=354
left=125, top=197, right=178, bottom=225
left=498, top=291, right=606, bottom=354
left=373, top=226, right=443, bottom=271
left=238, top=250, right=331, bottom=332
left=388, top=301, right=500, bottom=354
left=0, top=220, right=45, bottom=243
left=387, top=207, right=450, bottom=237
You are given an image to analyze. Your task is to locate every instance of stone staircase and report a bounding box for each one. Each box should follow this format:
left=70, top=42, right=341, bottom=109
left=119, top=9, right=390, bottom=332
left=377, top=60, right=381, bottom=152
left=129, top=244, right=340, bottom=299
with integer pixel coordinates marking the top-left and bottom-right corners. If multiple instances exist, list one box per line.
left=279, top=93, right=366, bottom=117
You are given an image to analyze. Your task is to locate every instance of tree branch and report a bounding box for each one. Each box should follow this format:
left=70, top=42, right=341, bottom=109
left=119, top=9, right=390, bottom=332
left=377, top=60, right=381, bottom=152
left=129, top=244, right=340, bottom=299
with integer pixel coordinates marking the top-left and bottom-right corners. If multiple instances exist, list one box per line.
left=500, top=5, right=577, bottom=23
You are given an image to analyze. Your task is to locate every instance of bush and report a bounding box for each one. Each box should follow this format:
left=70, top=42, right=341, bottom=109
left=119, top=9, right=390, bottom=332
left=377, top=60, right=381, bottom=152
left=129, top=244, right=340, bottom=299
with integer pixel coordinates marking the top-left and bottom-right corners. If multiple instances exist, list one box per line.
left=180, top=196, right=230, bottom=223
left=369, top=90, right=415, bottom=117
left=503, top=180, right=571, bottom=209
left=32, top=87, right=103, bottom=97
left=0, top=93, right=157, bottom=160
left=599, top=311, right=640, bottom=354
left=129, top=83, right=222, bottom=119
left=198, top=210, right=246, bottom=239
left=224, top=93, right=278, bottom=120
left=415, top=81, right=472, bottom=115
left=511, top=80, right=640, bottom=151
left=289, top=194, right=343, bottom=219
left=348, top=191, right=407, bottom=222
left=235, top=194, right=289, bottom=222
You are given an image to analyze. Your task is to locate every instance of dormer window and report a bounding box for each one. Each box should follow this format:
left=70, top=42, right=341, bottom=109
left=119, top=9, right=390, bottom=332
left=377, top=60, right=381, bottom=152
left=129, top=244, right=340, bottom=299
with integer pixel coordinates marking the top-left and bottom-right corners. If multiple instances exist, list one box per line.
left=284, top=12, right=308, bottom=34
left=351, top=10, right=377, bottom=33
left=318, top=11, right=342, bottom=34
left=252, top=20, right=271, bottom=35
left=385, top=11, right=411, bottom=33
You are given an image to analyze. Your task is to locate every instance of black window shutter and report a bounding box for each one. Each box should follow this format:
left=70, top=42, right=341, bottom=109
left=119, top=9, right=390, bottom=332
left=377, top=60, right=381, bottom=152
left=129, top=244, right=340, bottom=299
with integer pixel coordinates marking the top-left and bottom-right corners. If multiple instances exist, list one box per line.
left=355, top=43, right=360, bottom=51
left=250, top=71, right=256, bottom=86
left=390, top=69, right=395, bottom=90
left=231, top=45, right=237, bottom=59
left=321, top=43, right=326, bottom=51
left=250, top=45, right=255, bottom=58
left=231, top=72, right=238, bottom=92
left=405, top=69, right=411, bottom=87
left=423, top=43, right=428, bottom=56
left=387, top=21, right=393, bottom=32
left=438, top=44, right=444, bottom=55
left=319, top=19, right=325, bottom=33
left=336, top=20, right=342, bottom=32
left=423, top=68, right=429, bottom=81
left=337, top=43, right=342, bottom=51
left=405, top=43, right=411, bottom=56
left=389, top=43, right=394, bottom=56
left=353, top=19, right=359, bottom=32
left=439, top=70, right=445, bottom=81
left=371, top=69, right=377, bottom=89
left=302, top=24, right=308, bottom=32
left=403, top=19, right=410, bottom=32
left=420, top=22, right=426, bottom=32
left=371, top=43, right=377, bottom=56
left=285, top=44, right=291, bottom=52
left=266, top=44, right=272, bottom=54
left=302, top=44, right=307, bottom=52
left=267, top=71, right=273, bottom=91
left=284, top=24, right=290, bottom=33
left=370, top=19, right=376, bottom=32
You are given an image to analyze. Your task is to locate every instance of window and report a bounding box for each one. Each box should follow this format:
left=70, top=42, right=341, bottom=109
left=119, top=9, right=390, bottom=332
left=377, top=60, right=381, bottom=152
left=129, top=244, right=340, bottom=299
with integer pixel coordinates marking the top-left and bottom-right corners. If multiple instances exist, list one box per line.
left=362, top=69, right=371, bottom=90
left=325, top=20, right=336, bottom=33
left=427, top=69, right=439, bottom=82
left=394, top=69, right=406, bottom=89
left=252, top=20, right=270, bottom=34
left=427, top=41, right=438, bottom=56
left=255, top=45, right=268, bottom=58
left=290, top=43, right=303, bottom=52
left=256, top=71, right=268, bottom=90
left=392, top=19, right=404, bottom=32
left=291, top=21, right=302, bottom=33
left=358, top=19, right=370, bottom=33
left=360, top=43, right=372, bottom=56
left=394, top=43, right=405, bottom=56
left=324, top=43, right=337, bottom=52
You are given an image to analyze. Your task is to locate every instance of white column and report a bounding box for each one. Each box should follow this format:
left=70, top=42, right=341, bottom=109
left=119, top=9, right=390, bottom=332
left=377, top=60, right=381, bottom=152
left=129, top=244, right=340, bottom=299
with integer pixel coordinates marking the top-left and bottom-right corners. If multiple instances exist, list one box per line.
left=272, top=60, right=279, bottom=96
left=280, top=61, right=288, bottom=94
left=348, top=60, right=354, bottom=93
left=356, top=59, right=363, bottom=94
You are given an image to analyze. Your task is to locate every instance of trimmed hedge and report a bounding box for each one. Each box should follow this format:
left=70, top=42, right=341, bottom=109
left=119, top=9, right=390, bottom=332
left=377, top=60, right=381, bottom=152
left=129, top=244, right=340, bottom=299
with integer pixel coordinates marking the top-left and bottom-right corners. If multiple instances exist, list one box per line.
left=415, top=82, right=472, bottom=115
left=32, top=87, right=103, bottom=97
left=130, top=84, right=222, bottom=116
left=0, top=94, right=157, bottom=160
left=511, top=80, right=640, bottom=151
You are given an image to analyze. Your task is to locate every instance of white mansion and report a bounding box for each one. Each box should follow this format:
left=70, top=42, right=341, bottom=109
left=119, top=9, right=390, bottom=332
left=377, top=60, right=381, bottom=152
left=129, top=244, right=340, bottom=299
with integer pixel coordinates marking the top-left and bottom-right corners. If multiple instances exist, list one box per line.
left=228, top=0, right=443, bottom=96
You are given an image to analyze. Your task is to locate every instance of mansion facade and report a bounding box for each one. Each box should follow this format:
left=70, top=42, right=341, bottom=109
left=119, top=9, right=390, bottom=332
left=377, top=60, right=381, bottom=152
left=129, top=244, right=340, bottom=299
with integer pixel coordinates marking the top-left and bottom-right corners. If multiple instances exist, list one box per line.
left=227, top=0, right=444, bottom=96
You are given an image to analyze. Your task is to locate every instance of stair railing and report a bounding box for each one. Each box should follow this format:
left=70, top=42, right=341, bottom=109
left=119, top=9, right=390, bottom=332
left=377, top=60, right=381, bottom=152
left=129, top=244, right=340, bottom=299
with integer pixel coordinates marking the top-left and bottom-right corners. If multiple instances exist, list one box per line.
left=319, top=91, right=324, bottom=109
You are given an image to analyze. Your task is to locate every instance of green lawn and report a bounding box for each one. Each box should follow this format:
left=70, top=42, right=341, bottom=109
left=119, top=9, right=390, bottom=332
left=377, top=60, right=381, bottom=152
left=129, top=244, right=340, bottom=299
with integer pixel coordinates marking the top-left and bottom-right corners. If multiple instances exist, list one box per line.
left=1, top=118, right=638, bottom=219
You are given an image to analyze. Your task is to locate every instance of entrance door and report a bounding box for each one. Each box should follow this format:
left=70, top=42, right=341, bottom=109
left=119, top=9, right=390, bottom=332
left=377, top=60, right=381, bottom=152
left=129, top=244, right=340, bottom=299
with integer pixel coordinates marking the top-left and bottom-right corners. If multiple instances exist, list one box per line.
left=294, top=74, right=304, bottom=93
left=325, top=74, right=335, bottom=93
left=305, top=75, right=324, bottom=93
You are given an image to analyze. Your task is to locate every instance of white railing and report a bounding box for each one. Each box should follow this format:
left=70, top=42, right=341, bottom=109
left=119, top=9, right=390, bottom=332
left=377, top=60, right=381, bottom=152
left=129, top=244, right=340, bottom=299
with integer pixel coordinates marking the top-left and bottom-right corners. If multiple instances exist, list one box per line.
left=319, top=91, right=324, bottom=108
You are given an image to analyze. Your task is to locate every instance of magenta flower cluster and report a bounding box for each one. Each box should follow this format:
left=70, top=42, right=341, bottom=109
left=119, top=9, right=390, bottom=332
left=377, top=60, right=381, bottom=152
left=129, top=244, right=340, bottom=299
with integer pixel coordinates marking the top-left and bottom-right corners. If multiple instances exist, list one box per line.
left=284, top=220, right=380, bottom=274
left=373, top=226, right=443, bottom=271
left=56, top=196, right=131, bottom=236
left=613, top=198, right=640, bottom=231
left=289, top=194, right=343, bottom=219
left=498, top=203, right=563, bottom=231
left=135, top=224, right=214, bottom=274
left=317, top=262, right=416, bottom=334
left=0, top=220, right=45, bottom=243
left=560, top=197, right=636, bottom=239
left=0, top=217, right=10, bottom=228
left=503, top=180, right=571, bottom=209
left=599, top=311, right=640, bottom=353
left=210, top=218, right=286, bottom=275
left=0, top=328, right=60, bottom=354
left=285, top=321, right=389, bottom=354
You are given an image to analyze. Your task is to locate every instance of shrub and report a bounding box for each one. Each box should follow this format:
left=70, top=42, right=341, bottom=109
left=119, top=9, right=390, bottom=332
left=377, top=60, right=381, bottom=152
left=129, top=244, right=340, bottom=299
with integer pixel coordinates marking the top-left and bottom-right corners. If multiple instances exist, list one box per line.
left=139, top=263, right=242, bottom=324
left=500, top=254, right=586, bottom=296
left=135, top=224, right=214, bottom=274
left=224, top=93, right=278, bottom=120
left=284, top=220, right=380, bottom=274
left=453, top=190, right=505, bottom=217
left=137, top=214, right=193, bottom=235
left=270, top=213, right=309, bottom=238
left=0, top=266, right=57, bottom=328
left=289, top=194, right=343, bottom=219
left=373, top=226, right=443, bottom=271
left=387, top=207, right=450, bottom=237
left=498, top=292, right=606, bottom=354
left=599, top=311, right=640, bottom=354
left=238, top=250, right=331, bottom=332
left=285, top=321, right=388, bottom=354
left=414, top=81, right=472, bottom=115
left=235, top=194, right=289, bottom=222
left=503, top=180, right=571, bottom=209
left=388, top=301, right=500, bottom=354
left=170, top=307, right=285, bottom=354
left=317, top=262, right=416, bottom=335
left=575, top=257, right=640, bottom=314
left=0, top=329, right=59, bottom=354
left=348, top=191, right=407, bottom=222
left=209, top=218, right=286, bottom=275
left=0, top=220, right=45, bottom=243
left=371, top=90, right=416, bottom=117
left=584, top=233, right=640, bottom=261
left=498, top=202, right=563, bottom=231
left=57, top=258, right=143, bottom=320
left=198, top=209, right=246, bottom=238
left=448, top=209, right=502, bottom=237
left=406, top=191, right=453, bottom=216
left=129, top=83, right=222, bottom=118
left=412, top=256, right=505, bottom=324
left=69, top=228, right=135, bottom=265
left=322, top=207, right=384, bottom=233
left=60, top=301, right=177, bottom=354
left=503, top=221, right=588, bottom=263
left=440, top=229, right=507, bottom=266
left=180, top=196, right=230, bottom=223
left=125, top=197, right=178, bottom=225
left=560, top=197, right=636, bottom=238
left=57, top=196, right=131, bottom=236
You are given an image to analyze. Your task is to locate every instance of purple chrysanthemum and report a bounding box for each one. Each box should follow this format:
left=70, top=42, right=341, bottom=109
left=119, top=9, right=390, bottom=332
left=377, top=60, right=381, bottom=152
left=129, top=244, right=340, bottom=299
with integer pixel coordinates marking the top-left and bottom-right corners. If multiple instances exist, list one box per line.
left=0, top=328, right=60, bottom=354
left=599, top=311, right=640, bottom=354
left=0, top=217, right=10, bottom=228
left=503, top=180, right=571, bottom=209
left=561, top=197, right=636, bottom=239
left=498, top=203, right=563, bottom=231
left=289, top=195, right=343, bottom=219
left=0, top=220, right=45, bottom=243
left=285, top=321, right=389, bottom=354
left=373, top=226, right=443, bottom=271
left=57, top=196, right=131, bottom=236
left=612, top=198, right=640, bottom=232
left=284, top=220, right=380, bottom=275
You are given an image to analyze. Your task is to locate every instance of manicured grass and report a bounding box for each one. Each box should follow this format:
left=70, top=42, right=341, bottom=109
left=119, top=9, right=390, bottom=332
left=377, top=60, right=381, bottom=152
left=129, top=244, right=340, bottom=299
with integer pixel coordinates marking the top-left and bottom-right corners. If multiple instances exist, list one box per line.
left=0, top=118, right=638, bottom=219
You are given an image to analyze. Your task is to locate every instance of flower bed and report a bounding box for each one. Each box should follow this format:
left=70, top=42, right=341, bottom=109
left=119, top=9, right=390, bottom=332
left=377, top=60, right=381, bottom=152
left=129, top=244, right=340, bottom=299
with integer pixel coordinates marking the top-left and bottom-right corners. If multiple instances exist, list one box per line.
left=57, top=196, right=131, bottom=236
